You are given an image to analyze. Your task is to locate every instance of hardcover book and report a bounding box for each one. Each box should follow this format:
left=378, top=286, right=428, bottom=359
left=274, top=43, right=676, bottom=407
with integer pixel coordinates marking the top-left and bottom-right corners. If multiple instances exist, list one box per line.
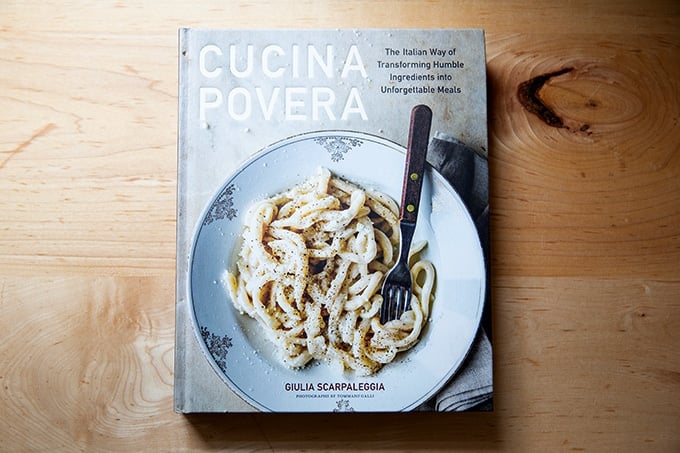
left=175, top=28, right=492, bottom=412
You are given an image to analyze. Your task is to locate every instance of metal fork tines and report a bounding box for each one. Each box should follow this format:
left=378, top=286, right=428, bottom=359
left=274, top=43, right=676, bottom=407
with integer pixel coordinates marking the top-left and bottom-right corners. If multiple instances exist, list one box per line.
left=380, top=104, right=432, bottom=323
left=380, top=222, right=416, bottom=324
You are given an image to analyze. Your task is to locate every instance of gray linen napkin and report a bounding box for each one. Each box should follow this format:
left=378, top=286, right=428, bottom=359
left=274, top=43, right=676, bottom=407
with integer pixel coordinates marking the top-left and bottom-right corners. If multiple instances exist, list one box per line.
left=436, top=328, right=493, bottom=411
left=425, top=132, right=493, bottom=411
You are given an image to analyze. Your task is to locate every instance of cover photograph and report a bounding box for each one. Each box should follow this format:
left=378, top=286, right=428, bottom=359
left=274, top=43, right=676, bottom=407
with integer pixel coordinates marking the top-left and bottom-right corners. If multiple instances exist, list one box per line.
left=175, top=28, right=492, bottom=413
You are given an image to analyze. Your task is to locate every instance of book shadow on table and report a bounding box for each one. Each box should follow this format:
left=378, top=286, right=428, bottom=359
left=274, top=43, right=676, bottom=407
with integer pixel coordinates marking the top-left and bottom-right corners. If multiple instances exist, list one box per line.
left=184, top=408, right=500, bottom=450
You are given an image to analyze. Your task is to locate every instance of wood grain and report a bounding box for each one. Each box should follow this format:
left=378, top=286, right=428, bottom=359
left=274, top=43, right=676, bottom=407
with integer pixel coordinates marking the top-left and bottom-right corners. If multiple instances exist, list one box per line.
left=1, top=0, right=679, bottom=451
left=487, top=32, right=680, bottom=279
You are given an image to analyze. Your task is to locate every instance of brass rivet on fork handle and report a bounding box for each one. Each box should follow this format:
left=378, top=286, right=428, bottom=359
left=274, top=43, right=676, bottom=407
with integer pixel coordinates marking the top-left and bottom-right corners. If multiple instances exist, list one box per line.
left=380, top=105, right=433, bottom=324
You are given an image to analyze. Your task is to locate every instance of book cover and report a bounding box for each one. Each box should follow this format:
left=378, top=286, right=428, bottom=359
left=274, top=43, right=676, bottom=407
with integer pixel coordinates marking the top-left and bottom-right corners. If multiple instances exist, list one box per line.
left=175, top=28, right=492, bottom=413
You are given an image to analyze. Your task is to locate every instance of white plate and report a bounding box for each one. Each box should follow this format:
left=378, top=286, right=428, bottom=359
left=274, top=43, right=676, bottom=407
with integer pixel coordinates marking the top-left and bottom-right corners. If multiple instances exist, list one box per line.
left=189, top=131, right=485, bottom=412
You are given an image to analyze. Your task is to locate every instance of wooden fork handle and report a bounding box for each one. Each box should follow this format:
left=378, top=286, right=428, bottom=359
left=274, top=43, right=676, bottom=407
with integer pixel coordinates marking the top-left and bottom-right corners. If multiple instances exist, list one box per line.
left=400, top=104, right=433, bottom=223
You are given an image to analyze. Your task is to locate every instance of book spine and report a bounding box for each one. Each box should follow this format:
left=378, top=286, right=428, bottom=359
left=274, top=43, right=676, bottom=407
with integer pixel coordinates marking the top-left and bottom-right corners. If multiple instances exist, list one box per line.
left=173, top=27, right=190, bottom=413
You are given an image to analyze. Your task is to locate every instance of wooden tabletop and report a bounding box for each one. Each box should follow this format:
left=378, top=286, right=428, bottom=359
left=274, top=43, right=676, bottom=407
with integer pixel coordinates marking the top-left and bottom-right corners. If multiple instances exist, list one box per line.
left=1, top=1, right=678, bottom=450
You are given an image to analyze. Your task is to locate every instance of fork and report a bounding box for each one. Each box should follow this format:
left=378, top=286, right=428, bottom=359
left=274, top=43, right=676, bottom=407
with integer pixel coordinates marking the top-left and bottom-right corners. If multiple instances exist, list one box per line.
left=380, top=104, right=432, bottom=324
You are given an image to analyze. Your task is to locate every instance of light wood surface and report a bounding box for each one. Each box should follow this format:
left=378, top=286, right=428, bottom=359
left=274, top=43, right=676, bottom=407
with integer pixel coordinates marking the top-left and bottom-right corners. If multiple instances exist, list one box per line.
left=1, top=1, right=678, bottom=451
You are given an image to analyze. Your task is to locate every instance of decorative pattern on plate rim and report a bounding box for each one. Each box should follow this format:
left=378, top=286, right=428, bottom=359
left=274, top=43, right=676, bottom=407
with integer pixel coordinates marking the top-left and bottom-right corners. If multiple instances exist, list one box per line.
left=333, top=399, right=355, bottom=412
left=314, top=136, right=363, bottom=162
left=203, top=184, right=238, bottom=226
left=200, top=326, right=233, bottom=372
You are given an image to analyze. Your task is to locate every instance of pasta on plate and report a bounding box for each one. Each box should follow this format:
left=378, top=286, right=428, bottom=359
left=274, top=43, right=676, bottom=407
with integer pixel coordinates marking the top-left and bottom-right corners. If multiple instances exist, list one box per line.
left=224, top=167, right=435, bottom=375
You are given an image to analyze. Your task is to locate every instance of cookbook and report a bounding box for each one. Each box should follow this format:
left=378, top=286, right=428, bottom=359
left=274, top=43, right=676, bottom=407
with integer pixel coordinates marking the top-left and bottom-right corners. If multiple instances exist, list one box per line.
left=175, top=28, right=492, bottom=413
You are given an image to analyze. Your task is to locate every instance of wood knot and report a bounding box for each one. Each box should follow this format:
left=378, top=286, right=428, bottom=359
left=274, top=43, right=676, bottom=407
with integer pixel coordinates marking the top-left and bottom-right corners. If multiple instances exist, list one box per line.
left=517, top=67, right=591, bottom=134
left=517, top=67, right=573, bottom=128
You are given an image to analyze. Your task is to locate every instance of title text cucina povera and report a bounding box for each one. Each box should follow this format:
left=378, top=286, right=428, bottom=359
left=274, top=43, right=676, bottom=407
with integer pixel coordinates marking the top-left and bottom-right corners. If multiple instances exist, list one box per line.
left=196, top=44, right=369, bottom=125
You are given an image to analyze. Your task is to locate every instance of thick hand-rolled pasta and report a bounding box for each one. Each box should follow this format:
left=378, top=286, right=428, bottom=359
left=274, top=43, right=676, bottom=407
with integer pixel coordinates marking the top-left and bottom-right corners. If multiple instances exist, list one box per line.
left=225, top=167, right=435, bottom=375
